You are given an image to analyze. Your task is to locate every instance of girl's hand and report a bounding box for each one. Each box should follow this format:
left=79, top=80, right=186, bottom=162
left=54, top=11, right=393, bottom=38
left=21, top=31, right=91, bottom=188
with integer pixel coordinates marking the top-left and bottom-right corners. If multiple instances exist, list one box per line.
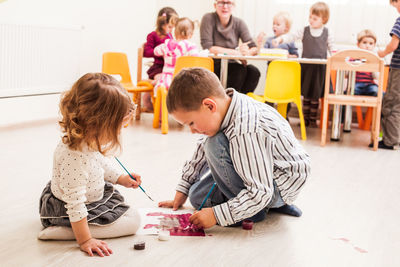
left=158, top=191, right=187, bottom=210
left=80, top=238, right=113, bottom=257
left=117, top=173, right=141, bottom=189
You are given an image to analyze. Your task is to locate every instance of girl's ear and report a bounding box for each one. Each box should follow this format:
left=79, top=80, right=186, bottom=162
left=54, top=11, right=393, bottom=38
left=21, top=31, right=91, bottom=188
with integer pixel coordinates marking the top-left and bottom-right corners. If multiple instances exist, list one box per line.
left=202, top=98, right=217, bottom=112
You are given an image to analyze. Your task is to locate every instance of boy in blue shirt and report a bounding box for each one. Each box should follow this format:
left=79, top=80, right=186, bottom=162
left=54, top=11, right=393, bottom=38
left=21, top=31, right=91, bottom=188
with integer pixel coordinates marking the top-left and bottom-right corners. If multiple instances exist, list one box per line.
left=159, top=68, right=310, bottom=228
left=375, top=0, right=400, bottom=150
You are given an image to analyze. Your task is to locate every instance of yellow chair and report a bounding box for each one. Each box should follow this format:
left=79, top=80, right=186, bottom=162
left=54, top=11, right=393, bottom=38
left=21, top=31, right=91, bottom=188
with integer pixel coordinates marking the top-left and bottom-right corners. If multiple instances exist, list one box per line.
left=102, top=52, right=154, bottom=121
left=153, top=56, right=214, bottom=134
left=247, top=60, right=306, bottom=140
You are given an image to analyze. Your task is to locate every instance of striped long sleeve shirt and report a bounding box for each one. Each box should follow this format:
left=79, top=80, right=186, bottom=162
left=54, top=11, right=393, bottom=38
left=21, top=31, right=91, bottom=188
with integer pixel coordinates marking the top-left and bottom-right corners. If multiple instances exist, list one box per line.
left=176, top=89, right=310, bottom=226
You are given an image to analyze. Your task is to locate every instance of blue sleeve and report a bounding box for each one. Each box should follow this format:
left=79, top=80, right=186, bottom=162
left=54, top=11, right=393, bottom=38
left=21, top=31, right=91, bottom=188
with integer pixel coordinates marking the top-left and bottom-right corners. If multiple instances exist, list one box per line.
left=288, top=42, right=298, bottom=57
left=263, top=37, right=274, bottom=48
left=390, top=17, right=400, bottom=38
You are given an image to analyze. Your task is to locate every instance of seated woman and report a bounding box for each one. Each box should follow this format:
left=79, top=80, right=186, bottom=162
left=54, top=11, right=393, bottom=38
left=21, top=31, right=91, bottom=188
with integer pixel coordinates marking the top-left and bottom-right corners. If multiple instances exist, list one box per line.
left=200, top=0, right=260, bottom=94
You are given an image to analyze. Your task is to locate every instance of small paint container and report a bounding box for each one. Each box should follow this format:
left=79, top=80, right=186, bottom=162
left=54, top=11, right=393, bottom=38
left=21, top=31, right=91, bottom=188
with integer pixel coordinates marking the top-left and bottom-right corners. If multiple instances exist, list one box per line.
left=133, top=241, right=146, bottom=250
left=242, top=219, right=253, bottom=230
left=158, top=230, right=170, bottom=241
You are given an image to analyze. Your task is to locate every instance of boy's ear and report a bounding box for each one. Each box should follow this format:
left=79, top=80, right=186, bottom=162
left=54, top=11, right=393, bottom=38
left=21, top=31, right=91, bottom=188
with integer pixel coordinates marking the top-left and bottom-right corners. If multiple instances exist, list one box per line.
left=202, top=98, right=217, bottom=112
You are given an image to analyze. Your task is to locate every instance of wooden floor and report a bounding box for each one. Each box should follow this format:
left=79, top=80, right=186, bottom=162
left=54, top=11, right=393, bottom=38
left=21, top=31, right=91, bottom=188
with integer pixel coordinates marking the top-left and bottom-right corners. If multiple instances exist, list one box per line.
left=0, top=113, right=399, bottom=267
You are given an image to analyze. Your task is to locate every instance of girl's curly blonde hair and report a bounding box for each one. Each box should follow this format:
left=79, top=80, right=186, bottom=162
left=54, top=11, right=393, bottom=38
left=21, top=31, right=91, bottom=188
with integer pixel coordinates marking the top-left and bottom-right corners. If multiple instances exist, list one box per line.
left=59, top=72, right=134, bottom=154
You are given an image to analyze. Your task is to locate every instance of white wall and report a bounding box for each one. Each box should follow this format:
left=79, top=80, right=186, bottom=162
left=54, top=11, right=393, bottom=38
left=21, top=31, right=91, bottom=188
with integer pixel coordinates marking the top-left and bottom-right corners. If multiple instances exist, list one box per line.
left=0, top=0, right=397, bottom=126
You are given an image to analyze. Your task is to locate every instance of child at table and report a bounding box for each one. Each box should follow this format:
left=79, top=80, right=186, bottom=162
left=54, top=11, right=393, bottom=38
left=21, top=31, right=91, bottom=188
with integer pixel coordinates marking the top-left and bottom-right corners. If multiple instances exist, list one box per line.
left=375, top=0, right=400, bottom=150
left=39, top=73, right=142, bottom=257
left=142, top=7, right=178, bottom=111
left=273, top=2, right=334, bottom=127
left=257, top=11, right=298, bottom=58
left=153, top=17, right=199, bottom=91
left=355, top=29, right=379, bottom=96
left=159, top=68, right=310, bottom=228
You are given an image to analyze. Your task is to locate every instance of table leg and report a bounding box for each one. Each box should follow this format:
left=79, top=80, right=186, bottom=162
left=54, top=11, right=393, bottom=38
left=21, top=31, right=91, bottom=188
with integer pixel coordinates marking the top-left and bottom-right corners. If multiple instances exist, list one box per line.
left=331, top=70, right=344, bottom=141
left=220, top=58, right=228, bottom=88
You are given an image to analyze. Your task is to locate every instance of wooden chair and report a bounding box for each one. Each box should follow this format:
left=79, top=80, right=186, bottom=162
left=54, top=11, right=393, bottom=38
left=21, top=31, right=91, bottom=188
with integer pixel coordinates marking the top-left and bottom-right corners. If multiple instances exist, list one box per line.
left=152, top=56, right=214, bottom=134
left=247, top=60, right=306, bottom=140
left=355, top=65, right=389, bottom=130
left=320, top=49, right=384, bottom=150
left=102, top=52, right=154, bottom=121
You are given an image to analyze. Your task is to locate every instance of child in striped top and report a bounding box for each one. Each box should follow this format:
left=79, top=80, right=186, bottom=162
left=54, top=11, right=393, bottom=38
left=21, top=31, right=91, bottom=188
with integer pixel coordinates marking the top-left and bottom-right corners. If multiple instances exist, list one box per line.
left=355, top=29, right=379, bottom=96
left=159, top=68, right=310, bottom=228
left=153, top=17, right=199, bottom=93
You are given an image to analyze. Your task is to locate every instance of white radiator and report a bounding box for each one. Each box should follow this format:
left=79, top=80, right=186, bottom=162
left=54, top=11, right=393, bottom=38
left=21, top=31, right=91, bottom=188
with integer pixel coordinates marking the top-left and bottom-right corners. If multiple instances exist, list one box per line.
left=0, top=23, right=82, bottom=98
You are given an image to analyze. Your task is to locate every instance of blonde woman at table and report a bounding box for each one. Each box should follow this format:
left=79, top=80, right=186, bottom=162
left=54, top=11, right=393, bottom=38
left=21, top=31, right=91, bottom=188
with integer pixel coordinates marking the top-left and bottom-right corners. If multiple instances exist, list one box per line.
left=200, top=0, right=260, bottom=94
left=272, top=2, right=335, bottom=127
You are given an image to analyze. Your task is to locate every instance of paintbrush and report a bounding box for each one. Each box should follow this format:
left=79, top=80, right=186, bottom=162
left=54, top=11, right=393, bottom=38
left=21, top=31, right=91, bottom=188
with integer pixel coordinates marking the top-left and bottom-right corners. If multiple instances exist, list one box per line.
left=198, top=182, right=217, bottom=211
left=114, top=157, right=154, bottom=201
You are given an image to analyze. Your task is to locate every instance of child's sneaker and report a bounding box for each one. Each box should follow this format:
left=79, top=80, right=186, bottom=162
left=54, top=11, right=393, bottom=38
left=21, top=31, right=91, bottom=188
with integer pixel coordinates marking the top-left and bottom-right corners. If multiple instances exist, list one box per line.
left=368, top=140, right=397, bottom=150
left=270, top=204, right=302, bottom=217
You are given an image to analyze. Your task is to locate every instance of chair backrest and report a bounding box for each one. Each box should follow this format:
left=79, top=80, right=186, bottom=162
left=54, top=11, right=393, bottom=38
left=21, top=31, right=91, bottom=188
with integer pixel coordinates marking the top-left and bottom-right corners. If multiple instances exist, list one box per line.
left=263, top=60, right=301, bottom=103
left=102, top=52, right=133, bottom=84
left=173, top=56, right=214, bottom=77
left=324, top=49, right=385, bottom=98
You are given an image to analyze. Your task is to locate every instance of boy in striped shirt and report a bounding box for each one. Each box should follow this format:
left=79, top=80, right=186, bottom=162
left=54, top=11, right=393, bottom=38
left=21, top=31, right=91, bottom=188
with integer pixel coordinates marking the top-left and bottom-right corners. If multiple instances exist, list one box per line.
left=159, top=68, right=310, bottom=228
left=376, top=0, right=400, bottom=150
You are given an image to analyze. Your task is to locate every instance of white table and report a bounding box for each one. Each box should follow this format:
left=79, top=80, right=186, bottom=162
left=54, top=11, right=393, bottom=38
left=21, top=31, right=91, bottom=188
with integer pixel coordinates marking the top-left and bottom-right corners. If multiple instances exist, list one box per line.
left=209, top=54, right=327, bottom=88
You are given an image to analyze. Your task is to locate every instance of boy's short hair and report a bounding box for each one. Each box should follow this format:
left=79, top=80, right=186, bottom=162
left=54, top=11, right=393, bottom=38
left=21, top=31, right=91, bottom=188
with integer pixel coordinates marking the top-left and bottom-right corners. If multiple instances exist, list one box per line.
left=175, top=17, right=195, bottom=39
left=167, top=67, right=226, bottom=113
left=390, top=0, right=398, bottom=3
left=274, top=11, right=292, bottom=32
left=357, top=29, right=377, bottom=44
left=310, top=2, right=330, bottom=24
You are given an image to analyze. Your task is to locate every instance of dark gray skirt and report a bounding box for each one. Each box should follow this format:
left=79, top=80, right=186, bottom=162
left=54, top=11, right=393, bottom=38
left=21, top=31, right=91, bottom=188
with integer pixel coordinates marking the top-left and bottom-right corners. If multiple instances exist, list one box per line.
left=39, top=182, right=129, bottom=228
left=301, top=63, right=327, bottom=99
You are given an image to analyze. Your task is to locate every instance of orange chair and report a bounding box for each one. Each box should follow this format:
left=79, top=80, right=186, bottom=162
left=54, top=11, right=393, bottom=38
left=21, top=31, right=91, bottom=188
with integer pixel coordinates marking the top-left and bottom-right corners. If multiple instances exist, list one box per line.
left=152, top=56, right=214, bottom=134
left=321, top=49, right=385, bottom=150
left=102, top=52, right=154, bottom=121
left=355, top=65, right=389, bottom=130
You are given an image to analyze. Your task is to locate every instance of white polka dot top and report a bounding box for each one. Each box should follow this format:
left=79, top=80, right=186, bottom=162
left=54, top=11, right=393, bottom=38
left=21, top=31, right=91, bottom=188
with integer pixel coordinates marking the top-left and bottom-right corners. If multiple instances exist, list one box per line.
left=50, top=141, right=123, bottom=222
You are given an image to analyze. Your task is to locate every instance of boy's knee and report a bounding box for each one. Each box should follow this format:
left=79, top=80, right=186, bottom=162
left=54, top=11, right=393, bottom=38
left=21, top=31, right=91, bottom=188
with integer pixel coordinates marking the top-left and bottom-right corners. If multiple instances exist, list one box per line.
left=188, top=188, right=202, bottom=210
left=204, top=132, right=228, bottom=159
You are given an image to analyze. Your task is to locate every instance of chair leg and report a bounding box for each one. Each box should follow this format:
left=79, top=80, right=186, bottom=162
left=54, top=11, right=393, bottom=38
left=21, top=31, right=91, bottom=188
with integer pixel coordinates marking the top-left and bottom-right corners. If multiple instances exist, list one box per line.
left=276, top=103, right=288, bottom=119
left=295, top=101, right=307, bottom=140
left=321, top=98, right=329, bottom=146
left=356, top=106, right=364, bottom=129
left=132, top=92, right=141, bottom=120
left=161, top=87, right=168, bottom=134
left=371, top=107, right=378, bottom=151
left=363, top=107, right=373, bottom=131
left=153, top=88, right=161, bottom=128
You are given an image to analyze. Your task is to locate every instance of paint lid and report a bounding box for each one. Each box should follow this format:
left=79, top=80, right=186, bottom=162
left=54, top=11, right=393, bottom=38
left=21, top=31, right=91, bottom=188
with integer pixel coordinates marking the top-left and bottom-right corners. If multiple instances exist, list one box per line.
left=133, top=241, right=146, bottom=250
left=242, top=219, right=253, bottom=230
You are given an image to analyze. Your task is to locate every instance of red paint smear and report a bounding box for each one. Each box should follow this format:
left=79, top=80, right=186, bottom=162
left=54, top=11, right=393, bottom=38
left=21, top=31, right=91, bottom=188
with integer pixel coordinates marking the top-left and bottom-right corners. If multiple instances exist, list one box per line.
left=331, top=237, right=368, bottom=254
left=145, top=212, right=205, bottom=237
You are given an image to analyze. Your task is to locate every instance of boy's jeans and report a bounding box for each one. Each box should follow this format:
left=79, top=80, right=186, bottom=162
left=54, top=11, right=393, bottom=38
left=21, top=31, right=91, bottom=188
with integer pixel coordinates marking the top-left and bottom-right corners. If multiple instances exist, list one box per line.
left=354, top=82, right=378, bottom=96
left=188, top=132, right=285, bottom=224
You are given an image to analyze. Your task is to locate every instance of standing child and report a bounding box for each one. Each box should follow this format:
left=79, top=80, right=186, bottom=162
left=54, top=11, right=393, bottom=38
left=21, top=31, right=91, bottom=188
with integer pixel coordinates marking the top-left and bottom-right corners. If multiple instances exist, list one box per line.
left=257, top=11, right=298, bottom=58
left=142, top=7, right=178, bottom=111
left=39, top=73, right=142, bottom=257
left=154, top=17, right=199, bottom=91
left=273, top=2, right=334, bottom=127
left=355, top=29, right=379, bottom=96
left=375, top=0, right=400, bottom=150
left=159, top=68, right=310, bottom=228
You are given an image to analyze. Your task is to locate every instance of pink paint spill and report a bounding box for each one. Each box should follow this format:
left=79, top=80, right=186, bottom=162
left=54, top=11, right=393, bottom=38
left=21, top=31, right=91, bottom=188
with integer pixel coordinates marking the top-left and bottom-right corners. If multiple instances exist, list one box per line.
left=146, top=212, right=205, bottom=237
left=143, top=224, right=159, bottom=229
left=331, top=237, right=368, bottom=254
left=353, top=247, right=368, bottom=253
